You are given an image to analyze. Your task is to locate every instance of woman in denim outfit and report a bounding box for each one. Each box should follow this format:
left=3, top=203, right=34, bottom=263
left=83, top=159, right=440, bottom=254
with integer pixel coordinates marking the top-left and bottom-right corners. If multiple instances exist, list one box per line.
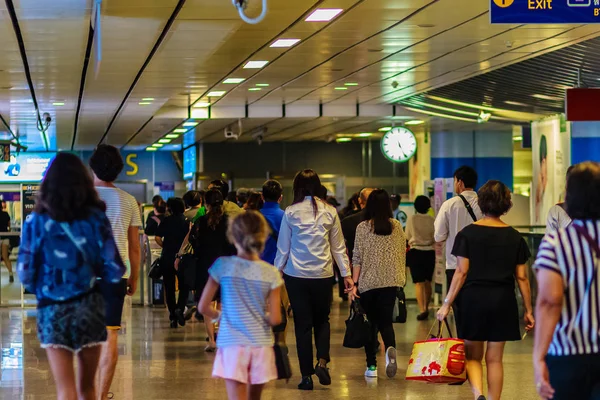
left=17, top=153, right=125, bottom=400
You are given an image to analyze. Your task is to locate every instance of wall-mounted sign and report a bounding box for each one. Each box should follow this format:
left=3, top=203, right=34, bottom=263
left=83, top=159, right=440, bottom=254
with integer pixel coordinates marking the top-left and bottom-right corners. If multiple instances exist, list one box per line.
left=491, top=0, right=600, bottom=24
left=381, top=127, right=417, bottom=163
left=183, top=146, right=197, bottom=180
left=0, top=152, right=55, bottom=183
left=21, top=184, right=39, bottom=222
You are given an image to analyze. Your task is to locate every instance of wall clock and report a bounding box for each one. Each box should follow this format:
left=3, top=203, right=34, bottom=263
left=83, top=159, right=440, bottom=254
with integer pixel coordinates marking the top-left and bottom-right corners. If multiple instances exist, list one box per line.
left=381, top=127, right=417, bottom=163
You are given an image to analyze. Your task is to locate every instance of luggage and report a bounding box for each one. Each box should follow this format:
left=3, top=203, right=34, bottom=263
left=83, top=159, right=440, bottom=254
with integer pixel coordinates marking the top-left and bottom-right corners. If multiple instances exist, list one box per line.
left=405, top=320, right=467, bottom=384
left=343, top=300, right=371, bottom=349
left=393, top=287, right=407, bottom=323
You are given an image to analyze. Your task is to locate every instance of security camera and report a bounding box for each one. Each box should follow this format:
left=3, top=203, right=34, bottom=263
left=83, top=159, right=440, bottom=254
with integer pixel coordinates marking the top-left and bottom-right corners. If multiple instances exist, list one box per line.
left=391, top=81, right=399, bottom=89
left=43, top=113, right=51, bottom=124
left=224, top=125, right=238, bottom=139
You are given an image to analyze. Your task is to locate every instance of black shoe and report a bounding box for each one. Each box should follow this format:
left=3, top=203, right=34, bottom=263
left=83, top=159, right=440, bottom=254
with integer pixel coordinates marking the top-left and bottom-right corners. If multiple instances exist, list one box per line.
left=417, top=311, right=430, bottom=321
left=477, top=396, right=486, bottom=400
left=170, top=320, right=178, bottom=329
left=184, top=306, right=197, bottom=321
left=195, top=311, right=204, bottom=323
left=175, top=309, right=186, bottom=327
left=298, top=376, right=313, bottom=391
left=315, top=363, right=332, bottom=386
left=9, top=275, right=14, bottom=283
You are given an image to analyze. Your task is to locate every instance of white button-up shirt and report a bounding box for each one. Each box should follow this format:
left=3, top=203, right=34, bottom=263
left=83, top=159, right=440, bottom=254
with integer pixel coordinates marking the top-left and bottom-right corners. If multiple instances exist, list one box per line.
left=275, top=197, right=351, bottom=279
left=434, top=190, right=483, bottom=270
left=545, top=204, right=571, bottom=235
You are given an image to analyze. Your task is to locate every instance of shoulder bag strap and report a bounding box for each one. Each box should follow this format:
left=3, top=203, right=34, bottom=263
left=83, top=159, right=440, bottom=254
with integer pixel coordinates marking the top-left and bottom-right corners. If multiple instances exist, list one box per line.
left=458, top=194, right=478, bottom=222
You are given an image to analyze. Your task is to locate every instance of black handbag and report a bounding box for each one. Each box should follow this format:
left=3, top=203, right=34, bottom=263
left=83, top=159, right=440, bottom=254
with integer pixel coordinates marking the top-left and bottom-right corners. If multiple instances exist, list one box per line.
left=273, top=343, right=292, bottom=381
left=343, top=300, right=371, bottom=349
left=272, top=303, right=287, bottom=334
left=395, top=287, right=407, bottom=323
left=148, top=258, right=162, bottom=280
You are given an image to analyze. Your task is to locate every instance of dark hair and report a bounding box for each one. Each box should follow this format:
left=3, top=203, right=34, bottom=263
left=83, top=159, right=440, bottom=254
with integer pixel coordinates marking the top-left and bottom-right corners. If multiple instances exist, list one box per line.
left=477, top=180, right=512, bottom=217
left=317, top=185, right=328, bottom=200
left=166, top=197, right=185, bottom=216
left=390, top=194, right=401, bottom=206
left=228, top=211, right=269, bottom=255
left=245, top=192, right=264, bottom=211
left=540, top=134, right=548, bottom=162
left=205, top=189, right=225, bottom=230
left=209, top=179, right=229, bottom=199
left=341, top=193, right=360, bottom=216
left=292, top=169, right=321, bottom=217
left=566, top=165, right=575, bottom=178
left=262, top=179, right=283, bottom=202
left=414, top=195, right=431, bottom=214
left=35, top=152, right=106, bottom=221
left=566, top=162, right=600, bottom=220
left=89, top=144, right=124, bottom=183
left=236, top=188, right=251, bottom=205
left=226, top=191, right=237, bottom=203
left=183, top=190, right=202, bottom=208
left=152, top=195, right=164, bottom=206
left=454, top=166, right=478, bottom=189
left=155, top=200, right=167, bottom=214
left=364, top=189, right=393, bottom=236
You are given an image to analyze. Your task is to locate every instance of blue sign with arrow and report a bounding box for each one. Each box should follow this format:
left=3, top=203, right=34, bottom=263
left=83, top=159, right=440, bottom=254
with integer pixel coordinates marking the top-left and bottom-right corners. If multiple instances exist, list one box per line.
left=491, top=0, right=600, bottom=23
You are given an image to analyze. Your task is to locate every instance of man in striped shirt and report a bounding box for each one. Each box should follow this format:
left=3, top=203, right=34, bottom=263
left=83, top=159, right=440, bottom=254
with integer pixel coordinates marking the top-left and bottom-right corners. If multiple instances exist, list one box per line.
left=90, top=145, right=142, bottom=400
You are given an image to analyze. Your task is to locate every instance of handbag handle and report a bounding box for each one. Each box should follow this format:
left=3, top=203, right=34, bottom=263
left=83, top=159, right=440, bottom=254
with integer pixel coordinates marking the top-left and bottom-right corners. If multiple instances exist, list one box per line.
left=427, top=319, right=454, bottom=339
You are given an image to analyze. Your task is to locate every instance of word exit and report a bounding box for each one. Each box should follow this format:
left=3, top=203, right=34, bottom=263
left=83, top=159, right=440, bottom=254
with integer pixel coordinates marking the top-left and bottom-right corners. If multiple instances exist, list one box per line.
left=528, top=0, right=552, bottom=9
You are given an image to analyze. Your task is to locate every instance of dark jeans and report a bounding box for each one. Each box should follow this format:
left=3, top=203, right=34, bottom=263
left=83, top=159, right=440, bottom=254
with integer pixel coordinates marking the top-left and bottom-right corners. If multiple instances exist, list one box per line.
left=547, top=354, right=600, bottom=399
left=284, top=274, right=333, bottom=377
left=162, top=255, right=189, bottom=320
left=360, top=287, right=397, bottom=367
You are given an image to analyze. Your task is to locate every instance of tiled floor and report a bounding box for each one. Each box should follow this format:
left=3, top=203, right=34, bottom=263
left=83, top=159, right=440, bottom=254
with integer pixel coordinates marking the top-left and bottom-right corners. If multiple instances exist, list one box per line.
left=0, top=298, right=539, bottom=400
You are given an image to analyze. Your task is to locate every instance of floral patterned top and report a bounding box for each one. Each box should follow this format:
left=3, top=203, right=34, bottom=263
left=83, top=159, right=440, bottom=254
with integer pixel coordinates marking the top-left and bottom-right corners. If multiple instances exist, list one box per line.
left=17, top=210, right=126, bottom=307
left=352, top=219, right=406, bottom=293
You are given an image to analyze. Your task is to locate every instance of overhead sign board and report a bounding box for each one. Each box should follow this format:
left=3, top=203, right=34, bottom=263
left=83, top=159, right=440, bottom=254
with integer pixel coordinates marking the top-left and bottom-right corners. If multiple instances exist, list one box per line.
left=491, top=0, right=600, bottom=24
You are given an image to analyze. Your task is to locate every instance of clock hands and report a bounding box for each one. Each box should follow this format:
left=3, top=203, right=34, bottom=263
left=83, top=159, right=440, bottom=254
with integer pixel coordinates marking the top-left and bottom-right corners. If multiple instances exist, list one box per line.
left=397, top=141, right=408, bottom=159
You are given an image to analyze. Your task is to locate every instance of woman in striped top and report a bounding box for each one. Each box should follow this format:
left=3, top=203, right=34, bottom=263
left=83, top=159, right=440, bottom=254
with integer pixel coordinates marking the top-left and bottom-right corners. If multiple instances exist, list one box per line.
left=533, top=162, right=600, bottom=400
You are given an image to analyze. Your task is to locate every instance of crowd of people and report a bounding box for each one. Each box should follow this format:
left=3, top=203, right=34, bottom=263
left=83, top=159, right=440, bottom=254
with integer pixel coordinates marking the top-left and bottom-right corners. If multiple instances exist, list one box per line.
left=12, top=142, right=600, bottom=400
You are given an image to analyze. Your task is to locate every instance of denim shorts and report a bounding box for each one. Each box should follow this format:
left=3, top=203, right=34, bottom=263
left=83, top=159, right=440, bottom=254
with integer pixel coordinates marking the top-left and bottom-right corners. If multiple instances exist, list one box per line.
left=37, top=291, right=107, bottom=353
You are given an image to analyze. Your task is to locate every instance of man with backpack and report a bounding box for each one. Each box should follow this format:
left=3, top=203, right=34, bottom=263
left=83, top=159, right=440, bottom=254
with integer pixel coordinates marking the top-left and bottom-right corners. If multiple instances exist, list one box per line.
left=259, top=179, right=288, bottom=344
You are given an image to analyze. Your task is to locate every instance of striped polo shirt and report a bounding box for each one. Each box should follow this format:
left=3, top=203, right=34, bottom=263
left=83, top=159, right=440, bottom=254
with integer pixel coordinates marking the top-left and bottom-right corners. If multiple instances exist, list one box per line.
left=534, top=220, right=600, bottom=356
left=209, top=256, right=283, bottom=348
left=96, top=187, right=143, bottom=279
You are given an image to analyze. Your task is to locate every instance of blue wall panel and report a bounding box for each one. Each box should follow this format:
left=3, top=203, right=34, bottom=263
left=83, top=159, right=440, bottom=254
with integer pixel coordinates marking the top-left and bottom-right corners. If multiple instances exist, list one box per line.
left=431, top=157, right=513, bottom=190
left=572, top=137, right=600, bottom=165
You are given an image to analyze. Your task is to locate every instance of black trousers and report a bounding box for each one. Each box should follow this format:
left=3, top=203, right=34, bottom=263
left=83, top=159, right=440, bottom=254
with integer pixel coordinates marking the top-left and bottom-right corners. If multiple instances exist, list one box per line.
left=284, top=275, right=333, bottom=377
left=161, top=254, right=189, bottom=320
left=360, top=287, right=397, bottom=367
left=547, top=354, right=600, bottom=400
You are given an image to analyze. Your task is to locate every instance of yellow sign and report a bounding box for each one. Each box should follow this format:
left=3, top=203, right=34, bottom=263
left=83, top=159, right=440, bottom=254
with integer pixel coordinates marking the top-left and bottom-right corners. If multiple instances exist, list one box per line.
left=126, top=154, right=138, bottom=176
left=493, top=0, right=514, bottom=7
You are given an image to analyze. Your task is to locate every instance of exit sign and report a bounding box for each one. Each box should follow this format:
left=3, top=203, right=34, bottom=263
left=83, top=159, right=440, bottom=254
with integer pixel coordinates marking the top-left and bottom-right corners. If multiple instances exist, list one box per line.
left=491, top=0, right=600, bottom=23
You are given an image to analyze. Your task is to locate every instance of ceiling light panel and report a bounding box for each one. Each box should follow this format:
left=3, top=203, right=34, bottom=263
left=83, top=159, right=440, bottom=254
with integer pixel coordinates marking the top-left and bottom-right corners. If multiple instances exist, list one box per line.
left=270, top=38, right=300, bottom=48
left=223, top=78, right=245, bottom=84
left=243, top=61, right=269, bottom=69
left=207, top=91, right=226, bottom=97
left=305, top=9, right=343, bottom=22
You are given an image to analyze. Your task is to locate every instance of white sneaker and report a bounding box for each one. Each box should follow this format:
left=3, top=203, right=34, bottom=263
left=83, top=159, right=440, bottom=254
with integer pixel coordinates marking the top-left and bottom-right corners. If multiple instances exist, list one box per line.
left=365, top=366, right=378, bottom=378
left=386, top=347, right=397, bottom=378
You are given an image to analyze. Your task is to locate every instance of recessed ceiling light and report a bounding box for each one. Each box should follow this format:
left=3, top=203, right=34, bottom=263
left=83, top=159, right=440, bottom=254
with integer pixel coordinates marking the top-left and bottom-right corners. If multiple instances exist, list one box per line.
left=139, top=102, right=152, bottom=105
left=334, top=87, right=348, bottom=90
left=146, top=147, right=158, bottom=152
left=270, top=38, right=301, bottom=48
left=532, top=94, right=563, bottom=101
left=158, top=138, right=171, bottom=144
left=223, top=78, right=245, bottom=84
left=358, top=133, right=372, bottom=137
left=193, top=102, right=211, bottom=108
left=52, top=102, right=65, bottom=106
left=248, top=88, right=262, bottom=91
left=10, top=99, right=32, bottom=103
left=305, top=8, right=343, bottom=22
left=166, top=134, right=180, bottom=139
left=344, top=82, right=358, bottom=86
left=243, top=60, right=269, bottom=69
left=183, top=121, right=198, bottom=127
left=336, top=137, right=352, bottom=143
left=255, top=83, right=270, bottom=87
left=378, top=127, right=392, bottom=132
left=513, top=136, right=523, bottom=142
left=152, top=143, right=163, bottom=148
left=504, top=100, right=529, bottom=107
left=405, top=120, right=425, bottom=126
left=173, top=128, right=187, bottom=133
left=141, top=97, right=154, bottom=101
left=207, top=91, right=226, bottom=97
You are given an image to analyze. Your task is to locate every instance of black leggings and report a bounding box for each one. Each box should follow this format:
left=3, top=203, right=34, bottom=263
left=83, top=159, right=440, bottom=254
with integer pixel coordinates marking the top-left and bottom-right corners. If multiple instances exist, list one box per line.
left=360, top=287, right=397, bottom=367
left=161, top=255, right=189, bottom=320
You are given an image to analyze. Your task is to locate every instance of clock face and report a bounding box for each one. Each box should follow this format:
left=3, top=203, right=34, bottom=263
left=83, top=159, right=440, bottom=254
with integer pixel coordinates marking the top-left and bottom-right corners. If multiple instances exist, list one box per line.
left=381, top=127, right=417, bottom=163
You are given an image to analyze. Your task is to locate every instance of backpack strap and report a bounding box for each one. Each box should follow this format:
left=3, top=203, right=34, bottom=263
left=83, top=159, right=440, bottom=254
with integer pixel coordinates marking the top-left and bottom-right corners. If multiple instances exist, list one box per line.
left=458, top=194, right=478, bottom=222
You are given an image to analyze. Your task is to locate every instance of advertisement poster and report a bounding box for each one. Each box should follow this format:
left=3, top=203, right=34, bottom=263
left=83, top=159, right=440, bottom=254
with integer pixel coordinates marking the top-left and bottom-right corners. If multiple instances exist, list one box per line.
left=21, top=184, right=39, bottom=222
left=409, top=131, right=431, bottom=201
left=0, top=152, right=54, bottom=183
left=531, top=116, right=571, bottom=225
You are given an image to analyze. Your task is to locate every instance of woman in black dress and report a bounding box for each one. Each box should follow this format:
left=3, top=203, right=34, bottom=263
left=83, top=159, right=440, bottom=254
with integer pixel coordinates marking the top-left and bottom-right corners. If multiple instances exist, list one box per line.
left=189, top=189, right=236, bottom=351
left=156, top=198, right=190, bottom=328
left=437, top=180, right=535, bottom=400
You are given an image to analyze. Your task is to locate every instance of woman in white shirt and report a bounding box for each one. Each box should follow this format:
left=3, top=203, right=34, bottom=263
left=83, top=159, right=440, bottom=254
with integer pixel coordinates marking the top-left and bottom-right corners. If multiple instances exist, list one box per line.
left=405, top=195, right=436, bottom=321
left=275, top=169, right=352, bottom=391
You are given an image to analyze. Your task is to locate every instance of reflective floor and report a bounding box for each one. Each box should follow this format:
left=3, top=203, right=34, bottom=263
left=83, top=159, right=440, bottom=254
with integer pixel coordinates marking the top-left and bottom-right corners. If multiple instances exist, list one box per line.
left=0, top=297, right=539, bottom=400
